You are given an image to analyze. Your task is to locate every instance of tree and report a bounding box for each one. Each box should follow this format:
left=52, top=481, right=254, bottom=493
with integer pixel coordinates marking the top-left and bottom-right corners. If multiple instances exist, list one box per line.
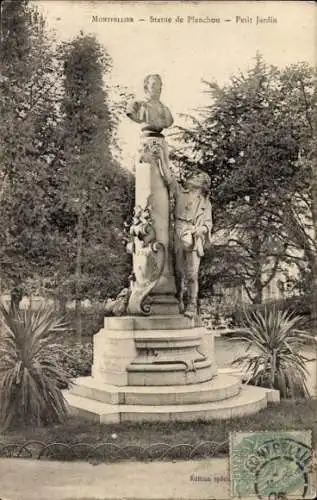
left=174, top=55, right=316, bottom=305
left=0, top=0, right=65, bottom=305
left=0, top=3, right=134, bottom=319
left=58, top=33, right=133, bottom=338
left=277, top=64, right=317, bottom=324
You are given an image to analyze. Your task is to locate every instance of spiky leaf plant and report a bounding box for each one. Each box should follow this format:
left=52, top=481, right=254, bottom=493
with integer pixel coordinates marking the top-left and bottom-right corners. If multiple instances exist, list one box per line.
left=0, top=303, right=72, bottom=430
left=231, top=306, right=315, bottom=399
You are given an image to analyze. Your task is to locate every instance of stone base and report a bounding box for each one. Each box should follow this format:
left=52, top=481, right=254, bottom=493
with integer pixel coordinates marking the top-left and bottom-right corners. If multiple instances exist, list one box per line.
left=92, top=326, right=137, bottom=386
left=92, top=315, right=215, bottom=387
left=64, top=372, right=279, bottom=423
left=67, top=373, right=241, bottom=405
left=64, top=314, right=279, bottom=423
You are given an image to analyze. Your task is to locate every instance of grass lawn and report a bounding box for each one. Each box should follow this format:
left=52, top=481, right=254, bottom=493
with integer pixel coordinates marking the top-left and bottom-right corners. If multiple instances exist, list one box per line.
left=1, top=399, right=317, bottom=462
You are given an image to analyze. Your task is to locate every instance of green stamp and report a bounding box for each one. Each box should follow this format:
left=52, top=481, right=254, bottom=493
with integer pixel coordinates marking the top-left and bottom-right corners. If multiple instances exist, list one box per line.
left=229, top=430, right=316, bottom=499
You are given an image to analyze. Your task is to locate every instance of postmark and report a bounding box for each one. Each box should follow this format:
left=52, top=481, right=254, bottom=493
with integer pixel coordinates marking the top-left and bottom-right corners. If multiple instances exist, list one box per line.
left=229, top=430, right=316, bottom=499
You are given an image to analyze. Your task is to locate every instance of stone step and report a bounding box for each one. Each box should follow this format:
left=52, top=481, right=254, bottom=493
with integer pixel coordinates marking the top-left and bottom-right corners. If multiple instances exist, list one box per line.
left=69, top=373, right=241, bottom=405
left=64, top=385, right=270, bottom=423
left=104, top=315, right=202, bottom=331
left=64, top=393, right=120, bottom=423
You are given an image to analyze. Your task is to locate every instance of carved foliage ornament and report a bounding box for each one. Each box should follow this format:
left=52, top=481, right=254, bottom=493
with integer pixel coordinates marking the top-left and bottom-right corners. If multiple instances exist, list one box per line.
left=127, top=199, right=165, bottom=315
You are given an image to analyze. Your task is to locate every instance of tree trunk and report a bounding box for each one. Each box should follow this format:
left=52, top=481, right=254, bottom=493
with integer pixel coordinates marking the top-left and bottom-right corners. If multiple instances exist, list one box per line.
left=58, top=293, right=67, bottom=315
left=75, top=200, right=84, bottom=341
left=310, top=163, right=317, bottom=333
left=10, top=285, right=23, bottom=313
left=253, top=280, right=263, bottom=305
left=253, top=260, right=263, bottom=304
left=252, top=232, right=263, bottom=305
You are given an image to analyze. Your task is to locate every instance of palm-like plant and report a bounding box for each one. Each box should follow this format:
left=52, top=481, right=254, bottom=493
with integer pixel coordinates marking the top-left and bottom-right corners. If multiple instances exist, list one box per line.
left=231, top=306, right=315, bottom=399
left=0, top=303, right=72, bottom=430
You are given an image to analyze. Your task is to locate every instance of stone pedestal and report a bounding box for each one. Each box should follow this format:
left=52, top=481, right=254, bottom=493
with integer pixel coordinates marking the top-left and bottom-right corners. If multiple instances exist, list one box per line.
left=64, top=314, right=279, bottom=422
left=134, top=160, right=179, bottom=315
left=92, top=327, right=137, bottom=386
left=92, top=315, right=215, bottom=387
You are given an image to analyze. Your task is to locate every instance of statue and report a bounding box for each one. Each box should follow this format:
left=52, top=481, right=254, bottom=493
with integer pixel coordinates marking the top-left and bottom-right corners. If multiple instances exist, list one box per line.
left=108, top=75, right=212, bottom=318
left=104, top=288, right=131, bottom=317
left=125, top=74, right=177, bottom=315
left=173, top=170, right=213, bottom=318
left=126, top=74, right=174, bottom=188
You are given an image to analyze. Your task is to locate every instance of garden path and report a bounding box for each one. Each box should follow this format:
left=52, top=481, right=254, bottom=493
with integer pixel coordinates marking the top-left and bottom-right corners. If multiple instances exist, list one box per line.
left=0, top=457, right=230, bottom=499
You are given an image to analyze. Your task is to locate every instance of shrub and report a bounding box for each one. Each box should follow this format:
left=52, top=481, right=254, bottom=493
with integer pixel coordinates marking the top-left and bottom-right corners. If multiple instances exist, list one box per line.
left=0, top=304, right=72, bottom=430
left=64, top=306, right=105, bottom=339
left=231, top=306, right=315, bottom=399
left=230, top=295, right=312, bottom=331
left=58, top=342, right=93, bottom=381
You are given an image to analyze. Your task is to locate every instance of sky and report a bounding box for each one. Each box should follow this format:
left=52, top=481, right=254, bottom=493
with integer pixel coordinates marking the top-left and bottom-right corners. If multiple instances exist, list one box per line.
left=32, top=0, right=316, bottom=168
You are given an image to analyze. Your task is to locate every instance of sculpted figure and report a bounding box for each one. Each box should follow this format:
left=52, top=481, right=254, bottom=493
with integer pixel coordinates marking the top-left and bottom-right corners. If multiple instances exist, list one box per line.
left=124, top=74, right=177, bottom=315
left=126, top=200, right=165, bottom=315
left=173, top=170, right=213, bottom=318
left=127, top=74, right=174, bottom=188
left=104, top=288, right=130, bottom=317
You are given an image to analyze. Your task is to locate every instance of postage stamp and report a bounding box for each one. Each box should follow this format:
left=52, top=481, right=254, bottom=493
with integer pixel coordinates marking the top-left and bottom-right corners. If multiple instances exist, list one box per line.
left=229, top=430, right=316, bottom=500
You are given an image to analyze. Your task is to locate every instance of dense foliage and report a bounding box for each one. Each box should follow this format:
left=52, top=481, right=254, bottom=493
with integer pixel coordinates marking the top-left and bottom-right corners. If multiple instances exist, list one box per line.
left=56, top=33, right=134, bottom=307
left=0, top=1, right=134, bottom=309
left=174, top=55, right=316, bottom=305
left=0, top=0, right=64, bottom=296
left=0, top=303, right=71, bottom=429
left=58, top=342, right=93, bottom=383
left=231, top=307, right=314, bottom=398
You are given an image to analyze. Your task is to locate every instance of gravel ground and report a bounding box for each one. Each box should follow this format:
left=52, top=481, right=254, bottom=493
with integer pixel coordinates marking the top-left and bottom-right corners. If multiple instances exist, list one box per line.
left=0, top=457, right=230, bottom=500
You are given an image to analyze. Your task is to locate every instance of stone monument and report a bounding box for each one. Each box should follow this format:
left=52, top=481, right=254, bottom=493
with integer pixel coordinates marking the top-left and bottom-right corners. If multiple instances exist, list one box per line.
left=125, top=73, right=178, bottom=316
left=64, top=75, right=278, bottom=422
left=173, top=169, right=213, bottom=318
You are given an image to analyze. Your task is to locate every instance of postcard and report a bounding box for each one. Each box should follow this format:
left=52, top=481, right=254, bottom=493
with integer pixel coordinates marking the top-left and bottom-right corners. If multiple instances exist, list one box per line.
left=0, top=1, right=316, bottom=499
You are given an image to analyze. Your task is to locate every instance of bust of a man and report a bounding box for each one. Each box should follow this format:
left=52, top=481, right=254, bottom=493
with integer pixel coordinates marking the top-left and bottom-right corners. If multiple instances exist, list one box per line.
left=126, top=74, right=174, bottom=133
